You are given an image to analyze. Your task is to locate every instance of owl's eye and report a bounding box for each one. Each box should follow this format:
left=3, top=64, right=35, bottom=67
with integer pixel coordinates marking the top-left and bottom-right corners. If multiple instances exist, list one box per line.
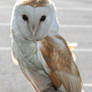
left=40, top=15, right=46, bottom=22
left=22, top=14, right=28, bottom=21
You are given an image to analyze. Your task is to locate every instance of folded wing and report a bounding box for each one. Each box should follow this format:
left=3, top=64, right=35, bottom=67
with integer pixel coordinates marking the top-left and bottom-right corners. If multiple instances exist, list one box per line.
left=40, top=35, right=82, bottom=92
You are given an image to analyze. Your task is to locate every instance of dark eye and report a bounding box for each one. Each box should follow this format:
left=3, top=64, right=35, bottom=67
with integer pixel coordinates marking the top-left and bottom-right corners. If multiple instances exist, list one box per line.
left=22, top=14, right=28, bottom=21
left=40, top=15, right=46, bottom=22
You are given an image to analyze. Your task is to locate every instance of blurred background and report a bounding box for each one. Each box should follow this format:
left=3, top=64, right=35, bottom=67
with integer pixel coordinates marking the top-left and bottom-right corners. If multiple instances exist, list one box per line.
left=0, top=0, right=92, bottom=92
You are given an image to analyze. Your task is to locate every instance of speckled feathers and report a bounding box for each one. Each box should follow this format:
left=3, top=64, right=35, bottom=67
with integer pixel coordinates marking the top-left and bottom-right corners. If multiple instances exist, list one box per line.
left=16, top=0, right=51, bottom=7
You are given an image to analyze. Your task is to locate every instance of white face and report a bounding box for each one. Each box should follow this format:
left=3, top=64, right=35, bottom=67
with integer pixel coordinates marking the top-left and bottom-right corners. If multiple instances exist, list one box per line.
left=11, top=3, right=59, bottom=42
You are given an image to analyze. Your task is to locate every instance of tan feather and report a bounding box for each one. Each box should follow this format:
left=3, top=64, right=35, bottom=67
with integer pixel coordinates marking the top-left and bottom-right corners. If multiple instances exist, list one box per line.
left=17, top=0, right=51, bottom=7
left=40, top=35, right=83, bottom=92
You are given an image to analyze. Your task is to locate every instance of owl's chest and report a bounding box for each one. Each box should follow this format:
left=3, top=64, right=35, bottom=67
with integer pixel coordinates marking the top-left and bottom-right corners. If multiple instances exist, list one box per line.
left=25, top=51, right=43, bottom=70
left=12, top=41, right=51, bottom=91
left=22, top=46, right=44, bottom=70
left=13, top=41, right=43, bottom=70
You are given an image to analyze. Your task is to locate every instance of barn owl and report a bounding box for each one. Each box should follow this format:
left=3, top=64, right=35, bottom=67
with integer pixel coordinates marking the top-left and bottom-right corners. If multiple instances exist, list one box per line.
left=10, top=0, right=83, bottom=92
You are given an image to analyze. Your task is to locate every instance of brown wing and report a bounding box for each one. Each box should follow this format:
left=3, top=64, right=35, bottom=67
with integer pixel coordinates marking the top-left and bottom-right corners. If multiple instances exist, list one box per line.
left=40, top=35, right=82, bottom=92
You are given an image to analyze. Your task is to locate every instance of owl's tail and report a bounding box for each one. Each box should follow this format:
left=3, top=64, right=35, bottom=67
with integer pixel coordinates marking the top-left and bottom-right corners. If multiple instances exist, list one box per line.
left=57, top=72, right=82, bottom=92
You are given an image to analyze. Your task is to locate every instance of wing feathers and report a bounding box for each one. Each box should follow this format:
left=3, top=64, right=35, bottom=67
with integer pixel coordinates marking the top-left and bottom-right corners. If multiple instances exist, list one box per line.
left=40, top=35, right=82, bottom=92
left=56, top=71, right=82, bottom=92
left=49, top=72, right=62, bottom=88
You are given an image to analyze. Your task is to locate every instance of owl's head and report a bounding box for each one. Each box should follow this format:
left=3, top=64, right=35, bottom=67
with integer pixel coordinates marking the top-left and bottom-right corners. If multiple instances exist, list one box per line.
left=11, top=0, right=59, bottom=42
